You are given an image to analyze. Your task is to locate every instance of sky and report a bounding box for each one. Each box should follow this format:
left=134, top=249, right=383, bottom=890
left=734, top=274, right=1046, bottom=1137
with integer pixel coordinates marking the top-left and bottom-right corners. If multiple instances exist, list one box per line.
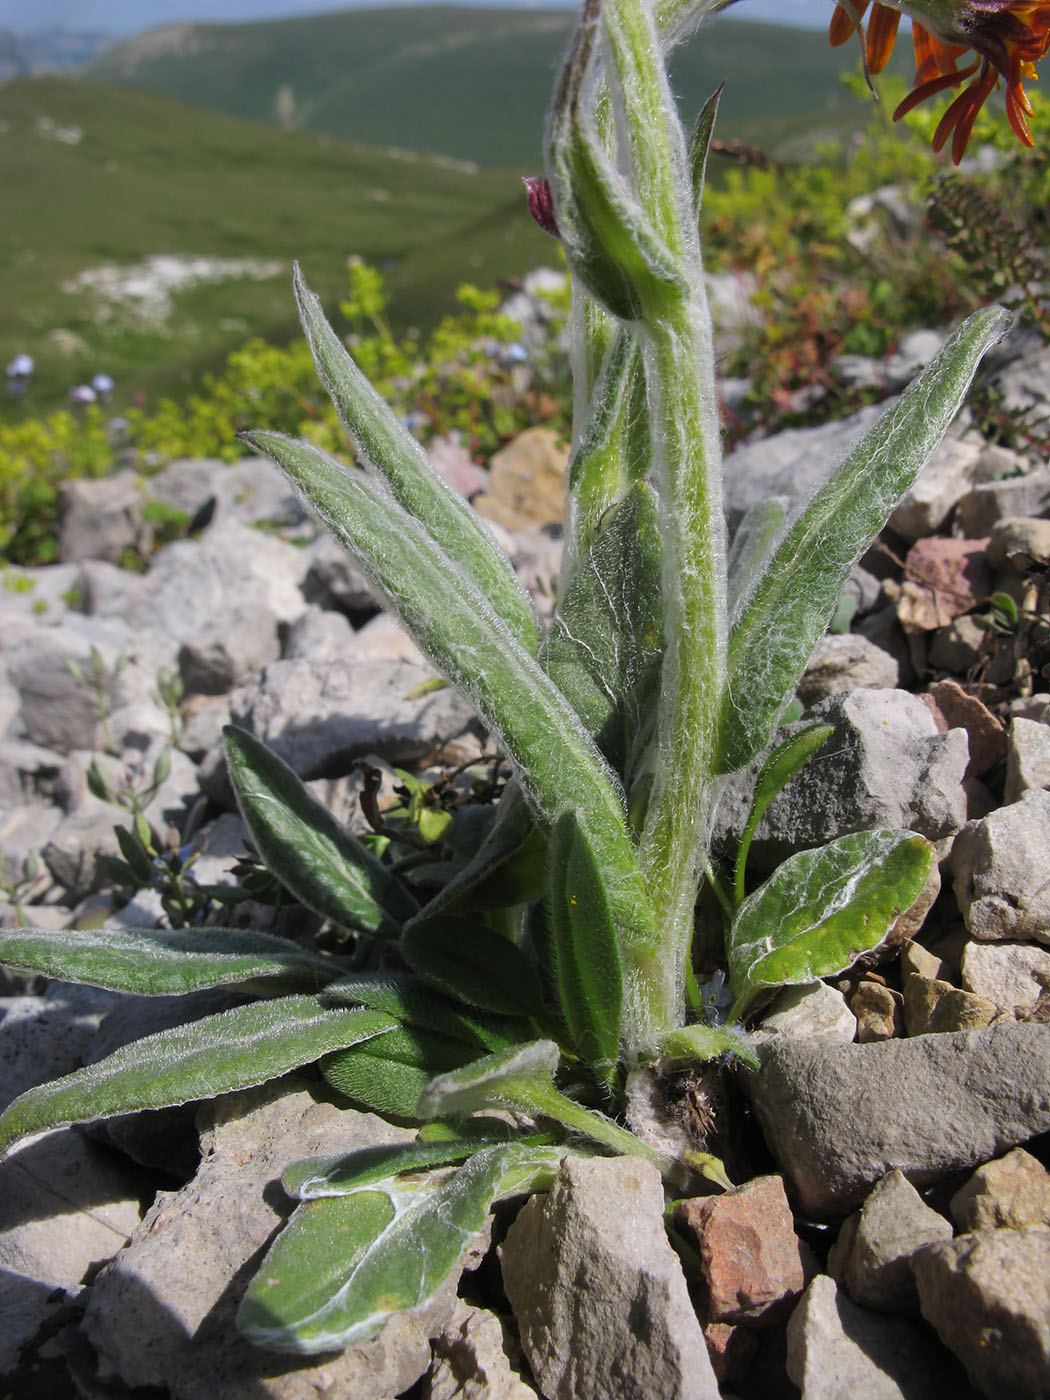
left=0, top=0, right=835, bottom=36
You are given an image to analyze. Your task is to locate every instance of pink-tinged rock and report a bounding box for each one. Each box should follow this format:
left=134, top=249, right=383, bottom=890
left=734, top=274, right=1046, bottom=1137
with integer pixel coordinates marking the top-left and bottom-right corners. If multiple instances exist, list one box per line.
left=897, top=537, right=992, bottom=632
left=923, top=680, right=1008, bottom=778
left=426, top=436, right=490, bottom=498
left=701, top=1320, right=757, bottom=1385
left=674, top=1174, right=809, bottom=1324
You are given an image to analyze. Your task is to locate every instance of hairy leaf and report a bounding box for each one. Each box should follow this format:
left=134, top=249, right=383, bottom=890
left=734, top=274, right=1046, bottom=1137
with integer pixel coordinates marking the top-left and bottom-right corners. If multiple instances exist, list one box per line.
left=0, top=925, right=335, bottom=997
left=0, top=999, right=397, bottom=1156
left=225, top=726, right=418, bottom=939
left=282, top=1134, right=522, bottom=1199
left=401, top=917, right=547, bottom=1021
left=727, top=829, right=934, bottom=1020
left=324, top=971, right=518, bottom=1051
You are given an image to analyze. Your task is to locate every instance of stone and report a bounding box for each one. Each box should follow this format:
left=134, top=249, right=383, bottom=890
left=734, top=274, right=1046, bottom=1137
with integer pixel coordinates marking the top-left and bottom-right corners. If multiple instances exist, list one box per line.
left=301, top=529, right=379, bottom=617
left=896, top=537, right=992, bottom=632
left=961, top=939, right=1050, bottom=1019
left=922, top=679, right=1007, bottom=779
left=955, top=473, right=1050, bottom=538
left=0, top=982, right=124, bottom=1111
left=755, top=981, right=857, bottom=1046
left=742, top=1022, right=1050, bottom=1215
left=147, top=455, right=306, bottom=533
left=988, top=515, right=1050, bottom=573
left=426, top=1299, right=539, bottom=1400
left=950, top=1149, right=1050, bottom=1232
left=473, top=427, right=568, bottom=530
left=282, top=603, right=357, bottom=664
left=827, top=1169, right=952, bottom=1314
left=888, top=436, right=989, bottom=540
left=76, top=557, right=152, bottom=619
left=0, top=1128, right=142, bottom=1289
left=426, top=436, right=490, bottom=498
left=347, top=611, right=426, bottom=665
left=230, top=656, right=480, bottom=779
left=797, top=633, right=898, bottom=705
left=673, top=1174, right=808, bottom=1325
left=507, top=523, right=563, bottom=613
left=6, top=624, right=109, bottom=753
left=786, top=1274, right=959, bottom=1400
left=58, top=469, right=150, bottom=565
left=0, top=802, right=62, bottom=889
left=850, top=980, right=902, bottom=1041
left=499, top=1154, right=719, bottom=1400
left=901, top=972, right=997, bottom=1036
left=714, top=689, right=969, bottom=873
left=1005, top=716, right=1050, bottom=803
left=178, top=600, right=281, bottom=695
left=0, top=1266, right=68, bottom=1377
left=913, top=1227, right=1050, bottom=1399
left=928, top=613, right=1012, bottom=683
left=952, top=789, right=1050, bottom=943
left=81, top=1080, right=441, bottom=1400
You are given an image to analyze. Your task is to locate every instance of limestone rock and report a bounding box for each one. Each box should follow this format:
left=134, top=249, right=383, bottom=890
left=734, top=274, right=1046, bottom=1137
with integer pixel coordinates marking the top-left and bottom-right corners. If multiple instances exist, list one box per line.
left=786, top=1274, right=961, bottom=1400
left=950, top=1149, right=1050, bottom=1232
left=827, top=1169, right=952, bottom=1314
left=178, top=601, right=281, bottom=695
left=952, top=789, right=1050, bottom=943
left=914, top=1227, right=1050, bottom=1399
left=425, top=1299, right=539, bottom=1400
left=59, top=470, right=151, bottom=565
left=797, top=633, right=898, bottom=705
left=889, top=437, right=992, bottom=541
left=473, top=428, right=568, bottom=530
left=1005, top=717, right=1050, bottom=804
left=961, top=939, right=1050, bottom=1019
left=499, top=1154, right=719, bottom=1400
left=755, top=981, right=857, bottom=1046
left=742, top=1022, right=1050, bottom=1214
left=850, top=980, right=902, bottom=1041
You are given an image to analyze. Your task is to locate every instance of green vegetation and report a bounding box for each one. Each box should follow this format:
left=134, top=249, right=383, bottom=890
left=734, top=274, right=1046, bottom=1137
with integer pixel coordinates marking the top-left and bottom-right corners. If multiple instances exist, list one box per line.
left=79, top=8, right=907, bottom=169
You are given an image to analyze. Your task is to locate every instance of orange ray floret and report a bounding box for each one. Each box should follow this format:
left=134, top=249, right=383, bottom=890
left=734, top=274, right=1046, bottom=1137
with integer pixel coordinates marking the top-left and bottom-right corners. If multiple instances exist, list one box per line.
left=829, top=1, right=1050, bottom=161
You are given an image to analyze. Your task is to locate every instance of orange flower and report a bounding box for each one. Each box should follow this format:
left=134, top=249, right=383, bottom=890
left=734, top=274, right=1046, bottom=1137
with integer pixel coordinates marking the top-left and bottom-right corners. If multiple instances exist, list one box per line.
left=829, top=1, right=1050, bottom=162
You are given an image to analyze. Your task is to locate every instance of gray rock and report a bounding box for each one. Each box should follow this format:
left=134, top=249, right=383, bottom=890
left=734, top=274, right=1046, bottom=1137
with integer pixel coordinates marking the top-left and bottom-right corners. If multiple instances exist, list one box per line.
left=58, top=470, right=150, bottom=565
left=950, top=1148, right=1050, bottom=1232
left=786, top=1273, right=959, bottom=1400
left=0, top=561, right=80, bottom=627
left=302, top=530, right=380, bottom=617
left=889, top=436, right=988, bottom=541
left=0, top=1266, right=68, bottom=1376
left=0, top=982, right=124, bottom=1111
left=75, top=557, right=151, bottom=620
left=1005, top=717, right=1050, bottom=804
left=914, top=1227, right=1050, bottom=1399
left=347, top=611, right=426, bottom=665
left=427, top=1299, right=540, bottom=1400
left=961, top=940, right=1050, bottom=1018
left=828, top=1169, right=952, bottom=1314
left=499, top=1154, right=719, bottom=1400
left=721, top=402, right=887, bottom=518
left=230, top=657, right=481, bottom=779
left=177, top=697, right=230, bottom=761
left=6, top=625, right=108, bottom=753
left=82, top=1080, right=441, bottom=1400
left=0, top=739, right=64, bottom=806
left=755, top=981, right=857, bottom=1046
left=797, top=633, right=898, bottom=705
left=951, top=789, right=1050, bottom=943
left=147, top=455, right=306, bottom=532
left=714, top=689, right=969, bottom=872
left=178, top=600, right=281, bottom=695
left=0, top=801, right=62, bottom=888
left=282, top=603, right=357, bottom=664
left=955, top=472, right=1050, bottom=538
left=742, top=1022, right=1050, bottom=1214
left=988, top=515, right=1050, bottom=573
left=0, top=1127, right=141, bottom=1288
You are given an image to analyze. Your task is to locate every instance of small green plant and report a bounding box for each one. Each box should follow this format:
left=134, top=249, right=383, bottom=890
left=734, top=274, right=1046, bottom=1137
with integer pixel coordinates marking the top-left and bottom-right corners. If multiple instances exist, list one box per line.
left=0, top=0, right=1014, bottom=1359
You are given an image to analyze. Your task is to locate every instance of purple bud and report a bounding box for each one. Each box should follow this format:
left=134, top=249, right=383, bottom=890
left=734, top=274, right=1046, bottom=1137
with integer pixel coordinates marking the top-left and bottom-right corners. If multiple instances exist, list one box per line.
left=523, top=176, right=560, bottom=240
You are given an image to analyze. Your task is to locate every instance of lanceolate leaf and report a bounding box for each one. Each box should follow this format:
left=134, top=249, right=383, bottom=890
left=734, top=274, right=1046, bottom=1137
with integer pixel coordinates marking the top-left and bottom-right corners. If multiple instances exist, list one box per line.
left=726, top=496, right=788, bottom=620
left=324, top=971, right=517, bottom=1051
left=292, top=265, right=540, bottom=656
left=242, top=430, right=658, bottom=977
left=322, top=1024, right=477, bottom=1122
left=547, top=810, right=623, bottom=1074
left=400, top=917, right=548, bottom=1021
left=0, top=999, right=397, bottom=1156
left=544, top=483, right=663, bottom=778
left=718, top=305, right=1011, bottom=774
left=237, top=1142, right=570, bottom=1354
left=726, top=829, right=934, bottom=1021
left=0, top=925, right=336, bottom=997
left=282, top=1134, right=524, bottom=1199
left=224, top=725, right=418, bottom=939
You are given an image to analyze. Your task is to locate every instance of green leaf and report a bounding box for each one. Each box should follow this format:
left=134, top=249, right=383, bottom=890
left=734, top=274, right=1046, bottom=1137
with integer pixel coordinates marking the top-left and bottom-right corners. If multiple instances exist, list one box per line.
left=0, top=998, right=397, bottom=1156
left=726, top=829, right=934, bottom=1020
left=689, top=84, right=722, bottom=210
left=733, top=723, right=835, bottom=906
left=292, top=264, right=540, bottom=656
left=242, top=431, right=658, bottom=981
left=237, top=1142, right=569, bottom=1354
left=0, top=925, right=337, bottom=997
left=544, top=483, right=663, bottom=779
left=718, top=305, right=1011, bottom=773
left=727, top=496, right=788, bottom=620
left=416, top=1040, right=562, bottom=1121
left=401, top=917, right=547, bottom=1021
left=322, top=1023, right=476, bottom=1121
left=224, top=725, right=418, bottom=939
left=547, top=810, right=622, bottom=1075
left=115, top=825, right=154, bottom=883
left=656, top=1022, right=759, bottom=1071
left=282, top=1134, right=523, bottom=1199
left=323, top=971, right=518, bottom=1052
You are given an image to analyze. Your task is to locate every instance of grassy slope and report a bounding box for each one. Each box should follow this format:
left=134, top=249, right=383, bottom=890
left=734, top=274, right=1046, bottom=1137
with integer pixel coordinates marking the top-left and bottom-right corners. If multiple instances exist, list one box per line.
left=79, top=7, right=897, bottom=168
left=1, top=76, right=552, bottom=414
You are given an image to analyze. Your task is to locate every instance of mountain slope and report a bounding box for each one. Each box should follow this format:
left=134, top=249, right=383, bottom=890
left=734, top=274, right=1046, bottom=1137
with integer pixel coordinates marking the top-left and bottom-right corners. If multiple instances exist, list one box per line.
left=79, top=6, right=897, bottom=167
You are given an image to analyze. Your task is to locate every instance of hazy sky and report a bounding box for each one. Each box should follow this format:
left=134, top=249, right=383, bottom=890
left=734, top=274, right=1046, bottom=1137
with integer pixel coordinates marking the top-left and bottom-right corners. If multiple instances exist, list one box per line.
left=1, top=0, right=835, bottom=36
